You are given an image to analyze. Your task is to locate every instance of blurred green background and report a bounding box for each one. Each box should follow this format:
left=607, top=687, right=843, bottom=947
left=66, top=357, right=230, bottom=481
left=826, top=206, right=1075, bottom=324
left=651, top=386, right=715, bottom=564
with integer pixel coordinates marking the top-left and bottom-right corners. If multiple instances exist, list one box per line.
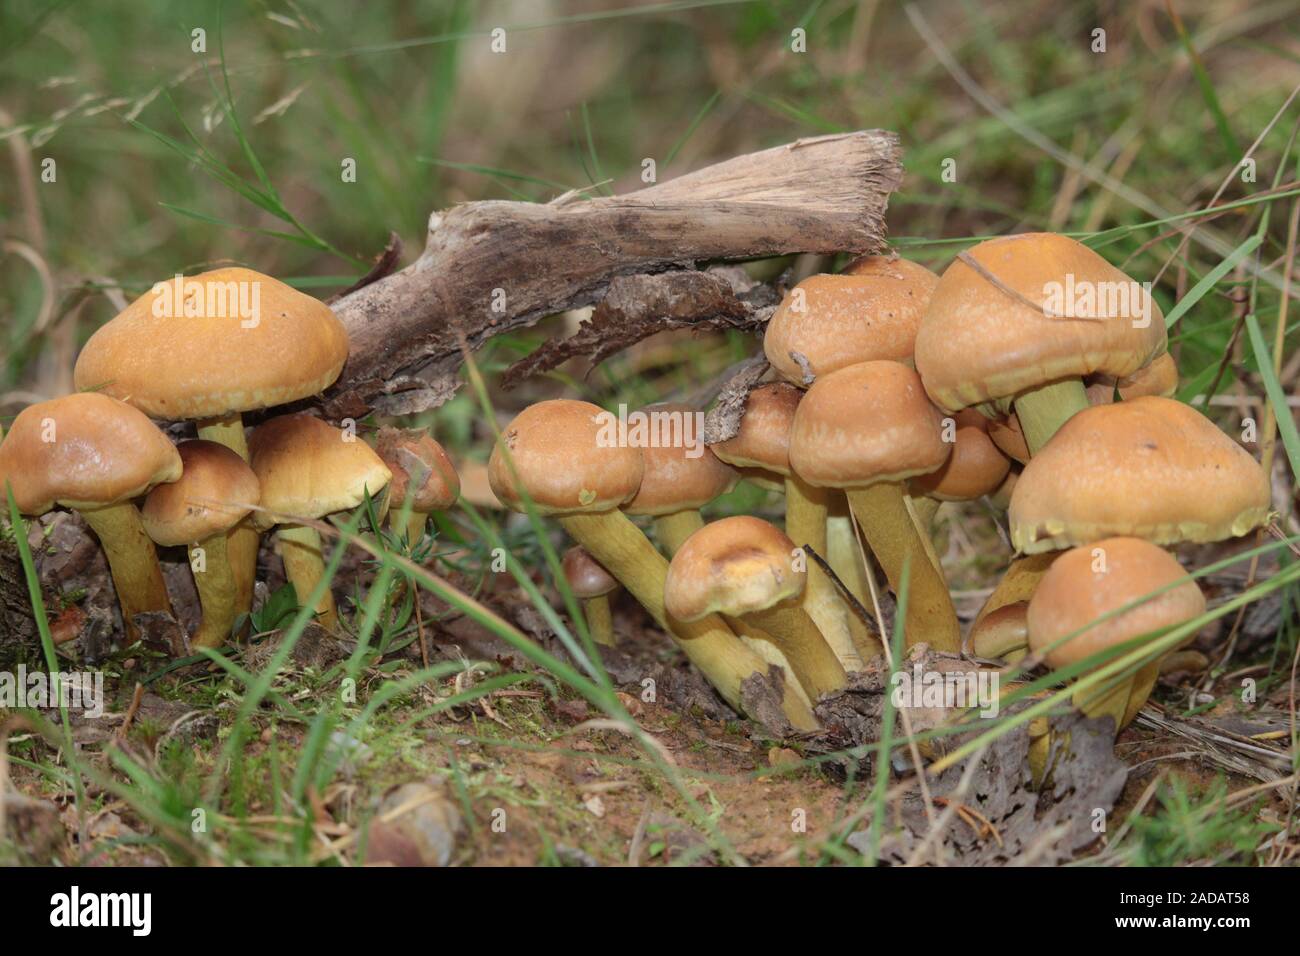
left=2, top=0, right=1299, bottom=437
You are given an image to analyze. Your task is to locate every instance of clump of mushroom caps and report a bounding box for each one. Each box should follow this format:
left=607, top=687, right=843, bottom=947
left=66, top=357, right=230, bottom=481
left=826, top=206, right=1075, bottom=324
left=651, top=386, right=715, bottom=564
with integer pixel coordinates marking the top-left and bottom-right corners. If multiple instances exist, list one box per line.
left=486, top=236, right=1270, bottom=750
left=2, top=269, right=457, bottom=650
left=1, top=238, right=1274, bottom=762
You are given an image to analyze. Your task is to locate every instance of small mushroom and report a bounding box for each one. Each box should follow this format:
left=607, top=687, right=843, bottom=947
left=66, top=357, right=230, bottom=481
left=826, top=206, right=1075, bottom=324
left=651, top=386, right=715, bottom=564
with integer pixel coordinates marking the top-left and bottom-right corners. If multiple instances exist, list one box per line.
left=1116, top=351, right=1179, bottom=400
left=141, top=440, right=260, bottom=648
left=666, top=516, right=848, bottom=699
left=1027, top=537, right=1205, bottom=731
left=915, top=233, right=1167, bottom=454
left=0, top=393, right=181, bottom=642
left=488, top=400, right=818, bottom=731
left=249, top=414, right=392, bottom=630
left=561, top=546, right=620, bottom=647
left=910, top=411, right=1011, bottom=515
left=622, top=402, right=736, bottom=555
left=790, top=360, right=960, bottom=652
left=375, top=426, right=459, bottom=545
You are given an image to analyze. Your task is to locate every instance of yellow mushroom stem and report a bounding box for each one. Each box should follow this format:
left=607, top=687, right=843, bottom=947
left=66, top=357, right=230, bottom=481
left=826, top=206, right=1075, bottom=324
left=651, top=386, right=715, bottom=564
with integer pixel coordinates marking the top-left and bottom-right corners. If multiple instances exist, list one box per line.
left=189, top=532, right=237, bottom=649
left=845, top=482, right=961, bottom=652
left=388, top=507, right=430, bottom=547
left=722, top=618, right=812, bottom=710
left=276, top=523, right=337, bottom=631
left=826, top=510, right=883, bottom=661
left=197, top=412, right=259, bottom=627
left=652, top=509, right=704, bottom=556
left=742, top=604, right=848, bottom=699
left=79, top=501, right=173, bottom=644
left=973, top=552, right=1057, bottom=626
left=906, top=493, right=941, bottom=537
left=1123, top=661, right=1160, bottom=726
left=1031, top=659, right=1160, bottom=786
left=1027, top=717, right=1054, bottom=787
left=1071, top=672, right=1136, bottom=732
left=582, top=594, right=616, bottom=647
left=558, top=510, right=819, bottom=732
left=1012, top=378, right=1091, bottom=455
left=785, top=477, right=864, bottom=672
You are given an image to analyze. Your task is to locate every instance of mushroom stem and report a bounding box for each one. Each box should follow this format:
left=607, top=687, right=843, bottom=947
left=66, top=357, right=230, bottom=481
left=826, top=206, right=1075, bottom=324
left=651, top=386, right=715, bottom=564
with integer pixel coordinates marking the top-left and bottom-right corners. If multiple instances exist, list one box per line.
left=974, top=553, right=1057, bottom=626
left=785, top=477, right=864, bottom=672
left=744, top=605, right=848, bottom=698
left=826, top=511, right=883, bottom=660
left=1071, top=672, right=1135, bottom=733
left=197, top=413, right=248, bottom=458
left=558, top=510, right=819, bottom=731
left=722, top=618, right=812, bottom=709
left=79, top=501, right=173, bottom=643
left=1122, top=661, right=1160, bottom=726
left=189, top=532, right=237, bottom=649
left=906, top=493, right=941, bottom=537
left=652, top=509, right=704, bottom=556
left=845, top=483, right=961, bottom=652
left=582, top=594, right=616, bottom=647
left=276, top=523, right=337, bottom=630
left=388, top=508, right=429, bottom=546
left=1012, top=378, right=1090, bottom=455
left=197, top=413, right=258, bottom=626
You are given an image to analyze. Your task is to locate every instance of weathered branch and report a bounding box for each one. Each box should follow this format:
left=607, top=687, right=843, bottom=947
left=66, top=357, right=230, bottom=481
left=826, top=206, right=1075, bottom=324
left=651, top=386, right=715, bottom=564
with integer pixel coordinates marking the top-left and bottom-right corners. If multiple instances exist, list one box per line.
left=324, top=130, right=902, bottom=419
left=498, top=265, right=779, bottom=389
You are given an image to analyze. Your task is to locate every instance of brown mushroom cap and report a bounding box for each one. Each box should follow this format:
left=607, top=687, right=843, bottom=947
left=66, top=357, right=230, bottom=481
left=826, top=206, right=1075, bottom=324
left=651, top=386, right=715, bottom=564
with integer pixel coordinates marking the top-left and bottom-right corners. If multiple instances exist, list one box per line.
left=969, top=601, right=1029, bottom=660
left=73, top=268, right=349, bottom=421
left=988, top=413, right=1030, bottom=464
left=0, top=392, right=181, bottom=514
left=623, top=404, right=736, bottom=515
left=789, top=360, right=950, bottom=489
left=1010, top=397, right=1271, bottom=553
left=708, top=383, right=800, bottom=475
left=375, top=427, right=459, bottom=512
left=915, top=233, right=1167, bottom=411
left=488, top=400, right=643, bottom=515
left=1027, top=537, right=1205, bottom=669
left=1117, top=351, right=1179, bottom=400
left=562, top=546, right=619, bottom=599
left=911, top=423, right=1011, bottom=501
left=763, top=258, right=938, bottom=385
left=142, top=440, right=260, bottom=546
left=664, top=516, right=804, bottom=621
left=249, top=414, right=392, bottom=525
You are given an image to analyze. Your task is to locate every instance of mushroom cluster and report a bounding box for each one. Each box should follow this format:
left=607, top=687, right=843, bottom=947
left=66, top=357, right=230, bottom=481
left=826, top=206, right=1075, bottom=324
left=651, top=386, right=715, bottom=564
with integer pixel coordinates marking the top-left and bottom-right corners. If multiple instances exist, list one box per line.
left=2, top=269, right=458, bottom=649
left=474, top=240, right=1269, bottom=739
left=2, top=238, right=1273, bottom=759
